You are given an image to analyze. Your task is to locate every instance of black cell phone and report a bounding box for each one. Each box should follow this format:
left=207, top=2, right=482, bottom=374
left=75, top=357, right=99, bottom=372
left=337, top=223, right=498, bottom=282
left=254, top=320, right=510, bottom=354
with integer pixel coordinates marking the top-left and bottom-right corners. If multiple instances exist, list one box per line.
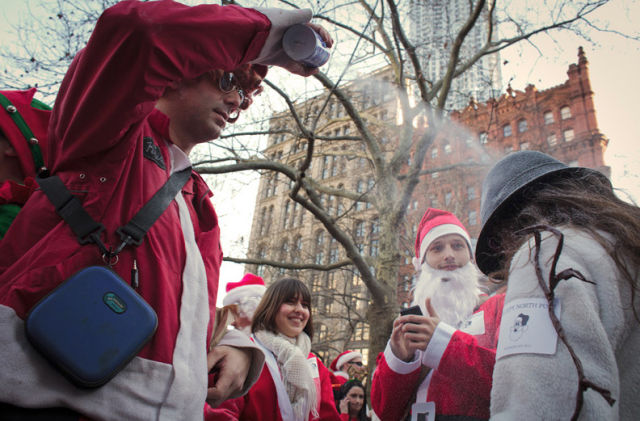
left=400, top=305, right=423, bottom=316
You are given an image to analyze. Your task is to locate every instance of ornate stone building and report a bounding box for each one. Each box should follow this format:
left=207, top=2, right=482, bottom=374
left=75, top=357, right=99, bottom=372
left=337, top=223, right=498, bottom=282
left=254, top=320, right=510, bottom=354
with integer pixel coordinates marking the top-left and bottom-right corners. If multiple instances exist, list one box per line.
left=245, top=48, right=608, bottom=365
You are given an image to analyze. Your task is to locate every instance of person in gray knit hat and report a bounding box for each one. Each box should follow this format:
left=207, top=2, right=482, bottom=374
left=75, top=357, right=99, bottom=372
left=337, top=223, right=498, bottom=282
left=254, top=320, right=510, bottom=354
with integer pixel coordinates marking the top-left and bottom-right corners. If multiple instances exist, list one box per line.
left=476, top=150, right=640, bottom=420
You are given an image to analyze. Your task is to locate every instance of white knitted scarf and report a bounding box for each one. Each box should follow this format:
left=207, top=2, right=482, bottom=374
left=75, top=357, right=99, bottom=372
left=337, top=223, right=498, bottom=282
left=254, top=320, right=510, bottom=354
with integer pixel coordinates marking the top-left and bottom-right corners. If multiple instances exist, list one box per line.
left=255, top=330, right=318, bottom=420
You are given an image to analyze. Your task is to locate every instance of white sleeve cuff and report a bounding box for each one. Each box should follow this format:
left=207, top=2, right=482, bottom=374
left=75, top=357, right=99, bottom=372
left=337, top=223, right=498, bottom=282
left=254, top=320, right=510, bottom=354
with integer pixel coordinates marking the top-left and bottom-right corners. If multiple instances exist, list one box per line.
left=218, top=330, right=266, bottom=397
left=383, top=341, right=422, bottom=374
left=421, top=322, right=455, bottom=369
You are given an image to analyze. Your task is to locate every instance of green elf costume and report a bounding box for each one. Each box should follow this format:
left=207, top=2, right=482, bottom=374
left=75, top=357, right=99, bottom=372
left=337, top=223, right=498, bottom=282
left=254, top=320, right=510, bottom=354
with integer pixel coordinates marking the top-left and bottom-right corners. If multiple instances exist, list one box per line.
left=0, top=88, right=51, bottom=239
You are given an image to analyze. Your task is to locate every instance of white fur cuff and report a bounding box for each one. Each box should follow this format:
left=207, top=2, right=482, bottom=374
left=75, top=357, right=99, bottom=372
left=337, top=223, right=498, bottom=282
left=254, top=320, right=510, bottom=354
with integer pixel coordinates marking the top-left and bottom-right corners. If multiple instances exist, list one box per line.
left=422, top=322, right=455, bottom=369
left=384, top=341, right=422, bottom=374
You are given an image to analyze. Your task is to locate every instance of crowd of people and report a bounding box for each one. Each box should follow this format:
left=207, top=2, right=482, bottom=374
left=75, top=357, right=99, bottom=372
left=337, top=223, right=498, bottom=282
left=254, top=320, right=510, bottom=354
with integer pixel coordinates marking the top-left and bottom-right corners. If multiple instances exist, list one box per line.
left=0, top=0, right=638, bottom=420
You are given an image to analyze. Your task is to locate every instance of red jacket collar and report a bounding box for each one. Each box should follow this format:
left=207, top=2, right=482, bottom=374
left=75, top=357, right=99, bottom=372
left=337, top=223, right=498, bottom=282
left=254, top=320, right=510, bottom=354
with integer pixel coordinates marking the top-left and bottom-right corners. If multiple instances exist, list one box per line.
left=148, top=108, right=172, bottom=142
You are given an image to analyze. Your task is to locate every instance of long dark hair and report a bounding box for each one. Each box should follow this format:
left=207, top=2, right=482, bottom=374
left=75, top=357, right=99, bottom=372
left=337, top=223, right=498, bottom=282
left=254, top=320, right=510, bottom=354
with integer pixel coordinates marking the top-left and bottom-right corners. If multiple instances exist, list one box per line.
left=490, top=173, right=640, bottom=318
left=338, top=379, right=369, bottom=421
left=251, top=277, right=314, bottom=339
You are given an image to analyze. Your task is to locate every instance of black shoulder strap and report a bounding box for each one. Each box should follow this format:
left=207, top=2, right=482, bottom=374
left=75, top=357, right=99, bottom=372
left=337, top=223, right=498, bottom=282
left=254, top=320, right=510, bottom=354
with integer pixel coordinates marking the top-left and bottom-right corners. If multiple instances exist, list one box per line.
left=37, top=168, right=191, bottom=254
left=116, top=168, right=191, bottom=246
left=37, top=175, right=104, bottom=245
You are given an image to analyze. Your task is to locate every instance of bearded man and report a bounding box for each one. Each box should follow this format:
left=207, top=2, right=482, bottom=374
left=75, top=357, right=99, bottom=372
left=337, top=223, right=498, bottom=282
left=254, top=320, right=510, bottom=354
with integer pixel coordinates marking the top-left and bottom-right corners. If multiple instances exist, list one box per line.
left=371, top=208, right=505, bottom=421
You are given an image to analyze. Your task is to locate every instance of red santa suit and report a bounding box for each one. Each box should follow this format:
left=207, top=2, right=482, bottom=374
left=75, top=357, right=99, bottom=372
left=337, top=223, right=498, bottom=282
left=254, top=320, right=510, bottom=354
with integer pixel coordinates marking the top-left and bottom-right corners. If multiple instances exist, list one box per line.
left=0, top=1, right=318, bottom=419
left=330, top=350, right=362, bottom=393
left=205, top=337, right=341, bottom=421
left=371, top=208, right=505, bottom=420
left=372, top=293, right=504, bottom=420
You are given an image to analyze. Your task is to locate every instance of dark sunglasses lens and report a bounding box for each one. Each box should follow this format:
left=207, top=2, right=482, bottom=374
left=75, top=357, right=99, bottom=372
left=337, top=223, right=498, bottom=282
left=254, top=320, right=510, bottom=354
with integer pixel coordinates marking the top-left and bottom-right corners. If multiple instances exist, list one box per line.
left=219, top=72, right=234, bottom=92
left=352, top=361, right=363, bottom=366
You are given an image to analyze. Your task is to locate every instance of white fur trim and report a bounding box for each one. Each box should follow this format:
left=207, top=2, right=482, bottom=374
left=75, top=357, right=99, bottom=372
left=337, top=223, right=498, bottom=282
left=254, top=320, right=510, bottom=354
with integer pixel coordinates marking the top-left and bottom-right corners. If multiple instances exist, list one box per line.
left=419, top=224, right=472, bottom=261
left=421, top=322, right=456, bottom=369
left=383, top=341, right=422, bottom=374
left=333, top=371, right=349, bottom=380
left=158, top=188, right=209, bottom=420
left=335, top=350, right=363, bottom=371
left=222, top=284, right=267, bottom=306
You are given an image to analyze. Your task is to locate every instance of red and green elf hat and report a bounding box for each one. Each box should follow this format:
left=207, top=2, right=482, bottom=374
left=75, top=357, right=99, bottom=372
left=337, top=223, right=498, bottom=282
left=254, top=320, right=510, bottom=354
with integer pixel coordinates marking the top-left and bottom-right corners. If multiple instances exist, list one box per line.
left=0, top=88, right=52, bottom=178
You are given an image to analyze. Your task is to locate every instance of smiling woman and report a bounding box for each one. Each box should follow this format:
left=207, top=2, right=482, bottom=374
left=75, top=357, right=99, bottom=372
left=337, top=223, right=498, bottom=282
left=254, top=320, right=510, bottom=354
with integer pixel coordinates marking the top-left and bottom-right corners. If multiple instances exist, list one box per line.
left=206, top=277, right=341, bottom=421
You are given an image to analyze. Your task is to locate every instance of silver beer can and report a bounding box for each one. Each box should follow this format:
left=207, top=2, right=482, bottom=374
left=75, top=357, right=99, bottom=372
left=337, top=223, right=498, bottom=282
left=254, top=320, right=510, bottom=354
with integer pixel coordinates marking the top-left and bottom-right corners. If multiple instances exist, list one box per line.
left=282, top=24, right=330, bottom=68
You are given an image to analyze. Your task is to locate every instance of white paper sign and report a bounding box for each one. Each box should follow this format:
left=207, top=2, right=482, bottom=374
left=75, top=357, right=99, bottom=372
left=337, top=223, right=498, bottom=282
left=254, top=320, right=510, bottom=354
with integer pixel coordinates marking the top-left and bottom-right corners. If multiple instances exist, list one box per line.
left=308, top=356, right=320, bottom=379
left=411, top=402, right=435, bottom=421
left=459, top=310, right=485, bottom=335
left=496, top=297, right=561, bottom=359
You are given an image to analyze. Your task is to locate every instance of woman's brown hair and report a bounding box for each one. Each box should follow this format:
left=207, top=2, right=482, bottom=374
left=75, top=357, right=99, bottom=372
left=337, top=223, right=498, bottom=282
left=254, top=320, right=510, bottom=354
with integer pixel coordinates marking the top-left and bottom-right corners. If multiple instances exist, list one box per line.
left=490, top=172, right=640, bottom=318
left=251, top=278, right=314, bottom=339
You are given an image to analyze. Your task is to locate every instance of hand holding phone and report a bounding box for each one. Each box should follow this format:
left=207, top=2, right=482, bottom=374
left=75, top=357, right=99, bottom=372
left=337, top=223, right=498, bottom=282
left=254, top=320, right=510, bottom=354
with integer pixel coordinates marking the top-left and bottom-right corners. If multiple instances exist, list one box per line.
left=400, top=305, right=423, bottom=317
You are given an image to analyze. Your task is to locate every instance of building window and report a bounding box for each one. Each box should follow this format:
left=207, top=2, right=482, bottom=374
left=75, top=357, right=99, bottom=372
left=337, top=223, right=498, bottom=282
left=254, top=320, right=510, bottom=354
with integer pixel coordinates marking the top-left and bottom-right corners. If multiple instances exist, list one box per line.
left=259, top=207, right=267, bottom=235
left=468, top=210, right=477, bottom=226
left=318, top=324, right=328, bottom=341
left=355, top=221, right=365, bottom=237
left=292, top=236, right=302, bottom=263
left=279, top=241, right=289, bottom=275
left=321, top=156, right=329, bottom=179
left=330, top=156, right=338, bottom=177
left=503, top=124, right=512, bottom=137
left=569, top=160, right=579, bottom=167
left=329, top=246, right=338, bottom=263
left=354, top=322, right=369, bottom=341
left=479, top=131, right=488, bottom=144
left=517, top=119, right=528, bottom=133
left=563, top=129, right=575, bottom=142
left=271, top=174, right=279, bottom=197
left=467, top=186, right=476, bottom=200
left=547, top=133, right=557, bottom=146
left=327, top=272, right=337, bottom=290
left=266, top=206, right=273, bottom=234
left=315, top=231, right=325, bottom=264
left=444, top=143, right=452, bottom=154
left=560, top=106, right=572, bottom=120
left=431, top=148, right=438, bottom=159
left=282, top=201, right=290, bottom=228
left=544, top=111, right=554, bottom=125
left=256, top=247, right=266, bottom=277
left=432, top=172, right=439, bottom=179
left=369, top=239, right=378, bottom=257
left=445, top=191, right=452, bottom=206
left=520, top=142, right=530, bottom=150
left=355, top=180, right=365, bottom=211
left=370, top=219, right=379, bottom=235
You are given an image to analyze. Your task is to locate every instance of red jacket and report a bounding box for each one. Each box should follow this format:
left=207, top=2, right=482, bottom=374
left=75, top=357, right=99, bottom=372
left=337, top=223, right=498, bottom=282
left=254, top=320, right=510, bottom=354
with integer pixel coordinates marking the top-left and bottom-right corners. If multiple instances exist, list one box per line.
left=371, top=294, right=505, bottom=420
left=206, top=351, right=341, bottom=421
left=0, top=1, right=269, bottom=420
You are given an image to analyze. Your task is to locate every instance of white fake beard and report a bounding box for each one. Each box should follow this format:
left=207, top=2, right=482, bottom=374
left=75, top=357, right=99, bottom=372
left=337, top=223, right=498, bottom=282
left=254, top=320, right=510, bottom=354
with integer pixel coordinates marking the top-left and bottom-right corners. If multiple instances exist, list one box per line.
left=411, top=262, right=482, bottom=327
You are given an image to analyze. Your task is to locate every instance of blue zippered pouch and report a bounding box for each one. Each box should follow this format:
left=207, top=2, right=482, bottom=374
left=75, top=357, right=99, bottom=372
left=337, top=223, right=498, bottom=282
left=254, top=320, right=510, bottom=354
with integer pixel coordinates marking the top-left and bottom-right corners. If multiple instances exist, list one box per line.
left=25, top=266, right=158, bottom=388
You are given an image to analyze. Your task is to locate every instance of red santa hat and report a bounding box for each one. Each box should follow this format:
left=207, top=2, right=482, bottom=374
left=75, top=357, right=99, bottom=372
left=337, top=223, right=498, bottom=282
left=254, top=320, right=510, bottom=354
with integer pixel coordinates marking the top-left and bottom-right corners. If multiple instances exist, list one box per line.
left=0, top=88, right=51, bottom=178
left=415, top=208, right=472, bottom=260
left=222, top=273, right=266, bottom=307
left=330, top=350, right=363, bottom=372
